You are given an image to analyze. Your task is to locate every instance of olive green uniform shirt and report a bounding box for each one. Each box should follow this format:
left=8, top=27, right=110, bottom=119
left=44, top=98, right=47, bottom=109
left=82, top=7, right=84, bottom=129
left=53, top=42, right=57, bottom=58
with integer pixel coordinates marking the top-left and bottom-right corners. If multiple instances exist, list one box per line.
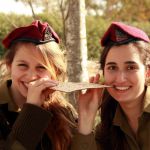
left=0, top=80, right=53, bottom=150
left=0, top=80, right=77, bottom=150
left=71, top=87, right=150, bottom=150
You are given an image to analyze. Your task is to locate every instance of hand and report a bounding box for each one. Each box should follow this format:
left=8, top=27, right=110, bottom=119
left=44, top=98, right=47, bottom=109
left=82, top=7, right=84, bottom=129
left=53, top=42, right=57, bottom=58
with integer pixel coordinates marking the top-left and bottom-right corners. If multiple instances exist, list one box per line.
left=77, top=74, right=104, bottom=134
left=26, top=78, right=58, bottom=107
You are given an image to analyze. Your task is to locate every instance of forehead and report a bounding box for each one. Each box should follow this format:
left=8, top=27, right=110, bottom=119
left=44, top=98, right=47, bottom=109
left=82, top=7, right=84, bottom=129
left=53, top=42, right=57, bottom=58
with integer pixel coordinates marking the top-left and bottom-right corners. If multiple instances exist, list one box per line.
left=13, top=43, right=46, bottom=64
left=15, top=43, right=42, bottom=58
left=106, top=44, right=142, bottom=63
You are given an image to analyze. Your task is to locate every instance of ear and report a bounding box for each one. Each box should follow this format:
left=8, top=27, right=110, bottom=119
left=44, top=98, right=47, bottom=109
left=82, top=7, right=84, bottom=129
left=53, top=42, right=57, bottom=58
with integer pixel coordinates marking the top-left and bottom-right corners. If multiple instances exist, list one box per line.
left=146, top=69, right=150, bottom=78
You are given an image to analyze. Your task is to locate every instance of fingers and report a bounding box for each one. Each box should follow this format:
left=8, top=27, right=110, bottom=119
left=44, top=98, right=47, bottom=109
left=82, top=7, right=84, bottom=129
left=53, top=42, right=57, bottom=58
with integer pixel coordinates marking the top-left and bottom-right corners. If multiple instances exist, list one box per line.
left=29, top=78, right=58, bottom=88
left=28, top=78, right=58, bottom=99
left=33, top=82, right=55, bottom=93
left=26, top=78, right=58, bottom=106
left=89, top=73, right=100, bottom=83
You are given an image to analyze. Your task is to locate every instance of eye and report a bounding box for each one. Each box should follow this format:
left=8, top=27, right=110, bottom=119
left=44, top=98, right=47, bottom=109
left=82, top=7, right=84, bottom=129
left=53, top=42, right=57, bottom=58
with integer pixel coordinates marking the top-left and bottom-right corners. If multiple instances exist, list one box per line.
left=37, top=65, right=47, bottom=71
left=17, top=64, right=28, bottom=69
left=127, top=65, right=137, bottom=70
left=107, top=65, right=117, bottom=70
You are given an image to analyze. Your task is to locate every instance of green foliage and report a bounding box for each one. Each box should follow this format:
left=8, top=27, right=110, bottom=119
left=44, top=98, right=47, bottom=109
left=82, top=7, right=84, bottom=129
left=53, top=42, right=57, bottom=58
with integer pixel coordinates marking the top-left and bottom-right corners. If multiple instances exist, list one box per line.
left=0, top=11, right=150, bottom=60
left=0, top=13, right=32, bottom=56
left=103, top=0, right=150, bottom=22
left=0, top=12, right=63, bottom=56
left=86, top=16, right=110, bottom=59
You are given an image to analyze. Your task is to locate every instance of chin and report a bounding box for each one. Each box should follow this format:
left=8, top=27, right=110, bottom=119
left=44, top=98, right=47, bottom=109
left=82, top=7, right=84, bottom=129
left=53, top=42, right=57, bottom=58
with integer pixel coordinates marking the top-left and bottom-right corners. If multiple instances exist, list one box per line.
left=111, top=94, right=127, bottom=102
left=115, top=97, right=131, bottom=104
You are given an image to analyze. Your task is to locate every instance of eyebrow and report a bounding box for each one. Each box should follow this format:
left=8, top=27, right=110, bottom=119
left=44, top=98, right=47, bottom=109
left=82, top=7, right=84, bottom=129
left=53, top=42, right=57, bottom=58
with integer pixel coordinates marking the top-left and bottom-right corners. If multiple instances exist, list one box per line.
left=16, top=60, right=26, bottom=63
left=16, top=60, right=44, bottom=66
left=106, top=61, right=137, bottom=65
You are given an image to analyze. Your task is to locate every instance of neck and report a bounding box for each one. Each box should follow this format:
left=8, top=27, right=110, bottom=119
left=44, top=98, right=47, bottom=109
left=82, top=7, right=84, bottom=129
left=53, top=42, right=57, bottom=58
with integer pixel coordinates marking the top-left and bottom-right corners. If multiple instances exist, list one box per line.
left=10, top=84, right=26, bottom=109
left=120, top=99, right=143, bottom=120
left=119, top=93, right=145, bottom=134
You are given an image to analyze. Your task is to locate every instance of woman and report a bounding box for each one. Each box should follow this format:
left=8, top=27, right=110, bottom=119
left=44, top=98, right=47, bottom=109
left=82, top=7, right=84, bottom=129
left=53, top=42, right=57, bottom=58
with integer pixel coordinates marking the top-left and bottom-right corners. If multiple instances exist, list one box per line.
left=71, top=22, right=150, bottom=150
left=0, top=20, right=77, bottom=150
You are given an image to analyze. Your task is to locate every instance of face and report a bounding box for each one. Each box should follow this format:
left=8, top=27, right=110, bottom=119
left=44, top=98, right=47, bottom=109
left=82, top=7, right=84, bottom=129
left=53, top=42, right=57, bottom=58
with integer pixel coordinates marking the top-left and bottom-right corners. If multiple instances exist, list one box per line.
left=104, top=44, right=146, bottom=104
left=8, top=43, right=52, bottom=98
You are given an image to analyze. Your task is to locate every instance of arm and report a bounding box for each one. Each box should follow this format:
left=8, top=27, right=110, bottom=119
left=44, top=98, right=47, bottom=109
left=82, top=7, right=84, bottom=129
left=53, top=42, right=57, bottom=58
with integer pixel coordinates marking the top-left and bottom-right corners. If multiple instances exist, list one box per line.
left=78, top=74, right=102, bottom=134
left=71, top=74, right=103, bottom=150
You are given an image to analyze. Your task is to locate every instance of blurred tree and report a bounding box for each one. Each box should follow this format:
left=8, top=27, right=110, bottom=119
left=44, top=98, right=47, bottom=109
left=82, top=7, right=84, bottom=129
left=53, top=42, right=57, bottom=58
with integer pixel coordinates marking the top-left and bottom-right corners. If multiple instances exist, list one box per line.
left=65, top=0, right=88, bottom=105
left=15, top=0, right=38, bottom=19
left=1, top=0, right=150, bottom=82
left=56, top=0, right=69, bottom=45
left=103, top=0, right=150, bottom=21
left=86, top=16, right=109, bottom=59
left=85, top=0, right=102, bottom=15
left=0, top=13, right=32, bottom=56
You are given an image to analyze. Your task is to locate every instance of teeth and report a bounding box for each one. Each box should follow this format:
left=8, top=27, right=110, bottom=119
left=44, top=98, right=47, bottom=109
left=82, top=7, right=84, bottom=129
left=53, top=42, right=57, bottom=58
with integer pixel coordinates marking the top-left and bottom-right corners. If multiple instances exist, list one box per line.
left=115, top=86, right=129, bottom=90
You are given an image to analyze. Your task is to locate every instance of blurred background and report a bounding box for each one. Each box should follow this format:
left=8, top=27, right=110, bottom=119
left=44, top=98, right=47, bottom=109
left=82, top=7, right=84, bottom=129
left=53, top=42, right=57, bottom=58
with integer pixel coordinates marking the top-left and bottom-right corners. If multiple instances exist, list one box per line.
left=1, top=0, right=150, bottom=58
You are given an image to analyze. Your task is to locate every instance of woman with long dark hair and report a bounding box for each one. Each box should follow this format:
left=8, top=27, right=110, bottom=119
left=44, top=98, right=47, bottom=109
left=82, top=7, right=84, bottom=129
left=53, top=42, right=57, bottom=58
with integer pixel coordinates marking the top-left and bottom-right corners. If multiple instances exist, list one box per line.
left=71, top=22, right=150, bottom=150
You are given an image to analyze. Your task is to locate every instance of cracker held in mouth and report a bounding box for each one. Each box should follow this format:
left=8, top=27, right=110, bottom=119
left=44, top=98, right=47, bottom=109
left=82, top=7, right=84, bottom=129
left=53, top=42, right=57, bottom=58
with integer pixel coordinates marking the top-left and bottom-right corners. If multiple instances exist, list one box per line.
left=51, top=82, right=112, bottom=92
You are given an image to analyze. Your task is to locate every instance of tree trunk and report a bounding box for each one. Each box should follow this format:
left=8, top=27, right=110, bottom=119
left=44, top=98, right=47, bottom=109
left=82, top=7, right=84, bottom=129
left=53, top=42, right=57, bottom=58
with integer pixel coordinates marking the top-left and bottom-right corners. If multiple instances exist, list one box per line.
left=65, top=0, right=88, bottom=106
left=80, top=0, right=88, bottom=82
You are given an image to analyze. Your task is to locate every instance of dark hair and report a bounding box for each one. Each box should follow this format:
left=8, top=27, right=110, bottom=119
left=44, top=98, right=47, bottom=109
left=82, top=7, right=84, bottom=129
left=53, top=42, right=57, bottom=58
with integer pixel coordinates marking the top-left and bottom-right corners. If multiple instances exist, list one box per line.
left=100, top=41, right=150, bottom=70
left=96, top=90, right=128, bottom=149
left=98, top=41, right=150, bottom=150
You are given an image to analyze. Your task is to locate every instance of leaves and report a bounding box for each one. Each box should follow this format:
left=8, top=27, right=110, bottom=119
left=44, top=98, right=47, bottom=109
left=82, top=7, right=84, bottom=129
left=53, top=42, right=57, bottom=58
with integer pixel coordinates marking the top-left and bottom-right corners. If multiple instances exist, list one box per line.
left=0, top=0, right=150, bottom=59
left=103, top=0, right=150, bottom=21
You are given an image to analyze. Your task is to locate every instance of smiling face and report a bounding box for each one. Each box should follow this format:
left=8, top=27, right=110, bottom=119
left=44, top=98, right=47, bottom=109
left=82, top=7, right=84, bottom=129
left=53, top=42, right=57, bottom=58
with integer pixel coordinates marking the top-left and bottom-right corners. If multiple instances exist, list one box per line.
left=104, top=43, right=146, bottom=104
left=8, top=43, right=52, bottom=98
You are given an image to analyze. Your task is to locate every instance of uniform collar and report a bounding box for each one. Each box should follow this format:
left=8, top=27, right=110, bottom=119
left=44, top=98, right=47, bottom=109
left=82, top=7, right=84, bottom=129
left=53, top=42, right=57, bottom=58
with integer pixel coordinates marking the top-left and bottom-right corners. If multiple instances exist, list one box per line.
left=113, top=104, right=127, bottom=127
left=113, top=86, right=150, bottom=126
left=0, top=80, right=20, bottom=112
left=143, top=86, right=150, bottom=113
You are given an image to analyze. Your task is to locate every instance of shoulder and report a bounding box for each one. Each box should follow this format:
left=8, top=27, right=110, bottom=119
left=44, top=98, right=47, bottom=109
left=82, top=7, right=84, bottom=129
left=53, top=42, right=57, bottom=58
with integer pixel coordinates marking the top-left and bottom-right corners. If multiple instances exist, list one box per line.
left=0, top=80, right=11, bottom=105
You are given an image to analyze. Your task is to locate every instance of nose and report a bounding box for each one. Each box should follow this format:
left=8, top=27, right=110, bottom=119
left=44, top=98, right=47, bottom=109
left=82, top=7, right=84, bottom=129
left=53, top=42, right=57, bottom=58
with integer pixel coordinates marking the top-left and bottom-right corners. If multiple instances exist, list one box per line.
left=115, top=71, right=127, bottom=83
left=26, top=70, right=39, bottom=81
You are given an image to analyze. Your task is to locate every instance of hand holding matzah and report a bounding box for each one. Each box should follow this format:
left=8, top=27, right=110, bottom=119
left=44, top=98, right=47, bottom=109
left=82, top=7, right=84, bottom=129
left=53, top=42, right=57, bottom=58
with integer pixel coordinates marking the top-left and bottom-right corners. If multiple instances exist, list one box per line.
left=51, top=82, right=112, bottom=92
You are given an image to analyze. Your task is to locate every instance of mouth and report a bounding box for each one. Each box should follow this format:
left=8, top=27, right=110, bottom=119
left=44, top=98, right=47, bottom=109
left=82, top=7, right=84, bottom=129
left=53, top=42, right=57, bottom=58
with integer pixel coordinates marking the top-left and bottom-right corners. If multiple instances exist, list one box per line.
left=113, top=86, right=131, bottom=91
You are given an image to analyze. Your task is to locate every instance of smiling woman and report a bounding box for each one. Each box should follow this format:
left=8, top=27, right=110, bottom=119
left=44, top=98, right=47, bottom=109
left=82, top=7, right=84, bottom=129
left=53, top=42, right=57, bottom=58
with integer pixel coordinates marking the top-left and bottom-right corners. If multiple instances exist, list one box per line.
left=0, top=20, right=77, bottom=150
left=71, top=22, right=150, bottom=150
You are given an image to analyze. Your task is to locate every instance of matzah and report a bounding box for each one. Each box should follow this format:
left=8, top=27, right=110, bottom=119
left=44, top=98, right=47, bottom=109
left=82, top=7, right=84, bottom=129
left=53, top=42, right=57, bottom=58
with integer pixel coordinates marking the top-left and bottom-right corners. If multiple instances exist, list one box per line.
left=51, top=82, right=112, bottom=92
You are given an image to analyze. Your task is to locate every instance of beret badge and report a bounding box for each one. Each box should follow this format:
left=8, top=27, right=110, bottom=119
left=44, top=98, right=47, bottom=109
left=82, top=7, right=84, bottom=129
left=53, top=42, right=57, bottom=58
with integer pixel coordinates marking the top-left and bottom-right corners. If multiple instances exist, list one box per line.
left=115, top=29, right=130, bottom=42
left=44, top=26, right=54, bottom=41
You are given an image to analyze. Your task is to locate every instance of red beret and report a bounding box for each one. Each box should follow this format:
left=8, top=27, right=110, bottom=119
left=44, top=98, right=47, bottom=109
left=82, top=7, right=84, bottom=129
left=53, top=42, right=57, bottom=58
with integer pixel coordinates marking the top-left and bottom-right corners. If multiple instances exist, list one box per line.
left=101, top=22, right=150, bottom=46
left=2, top=20, right=60, bottom=49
